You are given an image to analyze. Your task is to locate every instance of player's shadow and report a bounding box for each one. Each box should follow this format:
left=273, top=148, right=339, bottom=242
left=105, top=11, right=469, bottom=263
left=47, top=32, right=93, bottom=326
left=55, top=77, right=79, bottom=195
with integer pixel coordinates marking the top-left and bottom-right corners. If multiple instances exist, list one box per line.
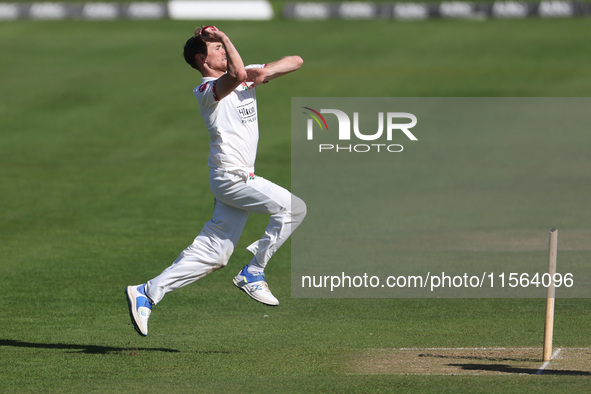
left=448, top=363, right=591, bottom=376
left=0, top=339, right=190, bottom=355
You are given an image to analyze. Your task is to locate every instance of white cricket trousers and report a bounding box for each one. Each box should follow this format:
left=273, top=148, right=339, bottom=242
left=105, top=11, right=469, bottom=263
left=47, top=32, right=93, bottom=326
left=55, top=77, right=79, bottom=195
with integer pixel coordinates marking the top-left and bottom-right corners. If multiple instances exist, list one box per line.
left=145, top=168, right=306, bottom=304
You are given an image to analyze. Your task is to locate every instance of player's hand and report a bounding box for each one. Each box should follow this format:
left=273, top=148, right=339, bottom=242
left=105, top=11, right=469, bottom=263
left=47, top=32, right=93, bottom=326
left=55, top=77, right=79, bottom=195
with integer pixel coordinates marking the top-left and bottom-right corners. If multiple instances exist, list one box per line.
left=200, top=26, right=226, bottom=42
left=246, top=68, right=267, bottom=88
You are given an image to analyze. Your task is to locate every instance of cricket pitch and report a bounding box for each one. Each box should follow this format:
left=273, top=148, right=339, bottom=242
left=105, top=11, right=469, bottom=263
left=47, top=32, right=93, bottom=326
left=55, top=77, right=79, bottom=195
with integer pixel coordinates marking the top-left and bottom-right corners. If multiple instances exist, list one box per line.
left=351, top=347, right=591, bottom=376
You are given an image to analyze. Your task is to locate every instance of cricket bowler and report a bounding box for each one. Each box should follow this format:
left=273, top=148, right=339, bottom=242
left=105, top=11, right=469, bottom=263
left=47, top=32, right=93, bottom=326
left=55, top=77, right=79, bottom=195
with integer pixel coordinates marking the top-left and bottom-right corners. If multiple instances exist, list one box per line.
left=126, top=25, right=306, bottom=336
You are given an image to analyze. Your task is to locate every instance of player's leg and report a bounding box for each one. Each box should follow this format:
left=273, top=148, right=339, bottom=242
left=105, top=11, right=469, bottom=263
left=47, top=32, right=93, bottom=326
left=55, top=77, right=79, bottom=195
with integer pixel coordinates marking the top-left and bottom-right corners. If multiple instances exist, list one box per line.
left=241, top=176, right=306, bottom=273
left=212, top=172, right=306, bottom=305
left=126, top=198, right=249, bottom=336
left=145, top=199, right=249, bottom=304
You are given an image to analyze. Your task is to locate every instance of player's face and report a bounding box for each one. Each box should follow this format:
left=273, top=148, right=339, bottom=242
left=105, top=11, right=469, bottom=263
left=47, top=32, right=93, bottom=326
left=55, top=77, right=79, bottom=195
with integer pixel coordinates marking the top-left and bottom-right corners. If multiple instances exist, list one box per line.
left=205, top=42, right=227, bottom=72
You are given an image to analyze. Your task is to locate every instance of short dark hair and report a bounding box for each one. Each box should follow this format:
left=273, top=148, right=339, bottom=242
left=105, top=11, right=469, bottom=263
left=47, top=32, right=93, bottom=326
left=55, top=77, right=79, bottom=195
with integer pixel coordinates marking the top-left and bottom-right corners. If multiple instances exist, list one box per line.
left=183, top=30, right=207, bottom=70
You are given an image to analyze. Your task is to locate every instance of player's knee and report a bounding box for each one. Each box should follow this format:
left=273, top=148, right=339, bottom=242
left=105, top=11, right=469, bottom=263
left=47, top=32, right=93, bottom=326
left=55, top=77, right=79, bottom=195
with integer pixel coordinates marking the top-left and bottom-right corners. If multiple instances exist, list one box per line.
left=219, top=244, right=234, bottom=267
left=291, top=196, right=307, bottom=223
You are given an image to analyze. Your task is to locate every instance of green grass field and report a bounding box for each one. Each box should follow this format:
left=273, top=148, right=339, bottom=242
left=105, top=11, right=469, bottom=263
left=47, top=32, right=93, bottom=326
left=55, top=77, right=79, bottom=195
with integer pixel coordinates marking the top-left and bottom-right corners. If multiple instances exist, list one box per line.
left=1, top=18, right=591, bottom=392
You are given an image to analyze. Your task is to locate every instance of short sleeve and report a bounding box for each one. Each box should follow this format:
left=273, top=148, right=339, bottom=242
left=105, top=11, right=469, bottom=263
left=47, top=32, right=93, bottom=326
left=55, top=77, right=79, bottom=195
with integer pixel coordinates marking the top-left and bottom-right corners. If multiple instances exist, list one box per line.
left=193, top=80, right=219, bottom=108
left=245, top=64, right=266, bottom=70
left=243, top=64, right=268, bottom=89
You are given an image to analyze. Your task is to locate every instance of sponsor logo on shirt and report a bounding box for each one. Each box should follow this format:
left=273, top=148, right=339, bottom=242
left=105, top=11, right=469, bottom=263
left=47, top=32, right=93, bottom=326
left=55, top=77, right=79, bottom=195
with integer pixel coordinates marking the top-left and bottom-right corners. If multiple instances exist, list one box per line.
left=237, top=99, right=257, bottom=124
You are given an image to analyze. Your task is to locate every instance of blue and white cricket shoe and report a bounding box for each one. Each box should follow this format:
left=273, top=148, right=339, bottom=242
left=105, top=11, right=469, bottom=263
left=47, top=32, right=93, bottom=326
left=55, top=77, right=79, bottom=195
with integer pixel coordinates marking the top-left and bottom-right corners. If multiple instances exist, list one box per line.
left=233, top=265, right=279, bottom=306
left=125, top=284, right=152, bottom=336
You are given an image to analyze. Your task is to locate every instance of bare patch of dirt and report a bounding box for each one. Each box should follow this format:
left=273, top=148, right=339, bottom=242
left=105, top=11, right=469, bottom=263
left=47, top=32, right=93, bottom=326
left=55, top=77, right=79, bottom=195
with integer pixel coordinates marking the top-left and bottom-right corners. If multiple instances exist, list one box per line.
left=351, top=348, right=591, bottom=375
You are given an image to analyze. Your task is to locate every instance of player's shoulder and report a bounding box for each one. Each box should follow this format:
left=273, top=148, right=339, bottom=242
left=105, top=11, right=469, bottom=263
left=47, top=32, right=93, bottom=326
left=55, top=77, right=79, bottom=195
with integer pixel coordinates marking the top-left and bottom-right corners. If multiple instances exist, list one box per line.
left=194, top=78, right=215, bottom=94
left=194, top=78, right=221, bottom=103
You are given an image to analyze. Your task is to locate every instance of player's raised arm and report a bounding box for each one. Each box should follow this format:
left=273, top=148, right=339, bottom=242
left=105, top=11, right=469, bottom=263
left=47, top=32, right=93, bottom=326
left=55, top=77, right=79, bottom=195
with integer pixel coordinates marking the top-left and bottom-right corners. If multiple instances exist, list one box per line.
left=246, top=56, right=304, bottom=87
left=264, top=56, right=304, bottom=81
left=199, top=26, right=247, bottom=100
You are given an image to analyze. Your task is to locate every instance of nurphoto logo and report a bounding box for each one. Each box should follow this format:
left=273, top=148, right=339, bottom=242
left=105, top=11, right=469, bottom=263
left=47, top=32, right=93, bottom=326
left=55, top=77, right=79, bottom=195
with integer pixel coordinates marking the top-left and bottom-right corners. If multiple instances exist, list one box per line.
left=302, top=107, right=418, bottom=153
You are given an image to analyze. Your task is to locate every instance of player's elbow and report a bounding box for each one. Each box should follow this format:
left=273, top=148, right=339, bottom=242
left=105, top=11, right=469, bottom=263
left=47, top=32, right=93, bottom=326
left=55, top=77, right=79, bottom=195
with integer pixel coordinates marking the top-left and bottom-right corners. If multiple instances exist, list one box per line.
left=229, top=68, right=247, bottom=83
left=291, top=56, right=304, bottom=70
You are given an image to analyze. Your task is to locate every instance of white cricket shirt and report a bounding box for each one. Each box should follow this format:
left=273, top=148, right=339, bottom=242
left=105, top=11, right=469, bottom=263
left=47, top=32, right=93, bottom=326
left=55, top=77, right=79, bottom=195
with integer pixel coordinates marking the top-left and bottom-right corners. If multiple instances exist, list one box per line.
left=193, top=64, right=265, bottom=171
